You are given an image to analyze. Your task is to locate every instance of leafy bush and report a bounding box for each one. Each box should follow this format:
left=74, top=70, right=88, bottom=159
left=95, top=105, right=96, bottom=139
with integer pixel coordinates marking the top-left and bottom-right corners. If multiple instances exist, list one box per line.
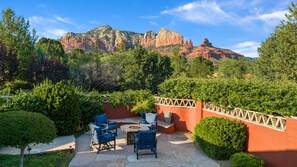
left=34, top=79, right=81, bottom=136
left=131, top=99, right=156, bottom=113
left=193, top=117, right=246, bottom=160
left=230, top=152, right=264, bottom=167
left=107, top=90, right=155, bottom=109
left=79, top=93, right=103, bottom=126
left=0, top=86, right=13, bottom=95
left=4, top=79, right=32, bottom=90
left=1, top=91, right=46, bottom=114
left=0, top=111, right=56, bottom=167
left=159, top=78, right=297, bottom=116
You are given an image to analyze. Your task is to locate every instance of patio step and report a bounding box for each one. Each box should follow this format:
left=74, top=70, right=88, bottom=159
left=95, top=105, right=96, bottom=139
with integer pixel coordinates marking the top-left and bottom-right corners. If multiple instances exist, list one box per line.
left=109, top=117, right=176, bottom=134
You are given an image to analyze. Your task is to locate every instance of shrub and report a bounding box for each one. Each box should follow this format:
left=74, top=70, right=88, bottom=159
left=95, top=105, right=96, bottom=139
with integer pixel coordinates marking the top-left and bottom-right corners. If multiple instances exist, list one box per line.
left=159, top=78, right=297, bottom=116
left=34, top=79, right=81, bottom=136
left=4, top=79, right=32, bottom=90
left=230, top=152, right=264, bottom=167
left=131, top=99, right=156, bottom=113
left=79, top=93, right=103, bottom=126
left=0, top=86, right=13, bottom=95
left=107, top=90, right=155, bottom=110
left=1, top=91, right=46, bottom=114
left=193, top=117, right=246, bottom=160
left=0, top=111, right=56, bottom=167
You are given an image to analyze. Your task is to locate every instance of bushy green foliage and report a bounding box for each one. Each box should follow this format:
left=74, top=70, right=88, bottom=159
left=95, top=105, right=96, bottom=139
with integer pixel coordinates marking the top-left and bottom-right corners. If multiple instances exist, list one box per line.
left=0, top=111, right=56, bottom=167
left=159, top=78, right=297, bottom=116
left=131, top=99, right=156, bottom=113
left=33, top=79, right=81, bottom=136
left=1, top=91, right=46, bottom=114
left=188, top=56, right=214, bottom=78
left=0, top=86, right=12, bottom=95
left=256, top=2, right=297, bottom=81
left=218, top=58, right=254, bottom=79
left=107, top=90, right=155, bottom=109
left=78, top=93, right=104, bottom=126
left=230, top=152, right=264, bottom=167
left=3, top=79, right=32, bottom=90
left=193, top=117, right=246, bottom=160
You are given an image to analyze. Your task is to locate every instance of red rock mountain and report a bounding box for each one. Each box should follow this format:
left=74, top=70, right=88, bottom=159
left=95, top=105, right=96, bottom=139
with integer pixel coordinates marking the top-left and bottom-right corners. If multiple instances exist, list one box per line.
left=59, top=25, right=244, bottom=60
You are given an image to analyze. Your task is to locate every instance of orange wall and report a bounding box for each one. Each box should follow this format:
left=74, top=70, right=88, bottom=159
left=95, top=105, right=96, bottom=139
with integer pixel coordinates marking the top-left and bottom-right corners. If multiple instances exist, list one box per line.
left=102, top=101, right=297, bottom=167
left=103, top=103, right=139, bottom=119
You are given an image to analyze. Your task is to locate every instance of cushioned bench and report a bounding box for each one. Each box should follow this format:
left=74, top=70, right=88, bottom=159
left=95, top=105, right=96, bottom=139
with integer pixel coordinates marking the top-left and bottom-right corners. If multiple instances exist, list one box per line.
left=109, top=117, right=176, bottom=134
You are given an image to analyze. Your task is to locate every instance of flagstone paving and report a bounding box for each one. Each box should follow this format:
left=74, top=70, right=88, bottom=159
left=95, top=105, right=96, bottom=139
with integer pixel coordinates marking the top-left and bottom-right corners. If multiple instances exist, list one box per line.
left=69, top=129, right=220, bottom=167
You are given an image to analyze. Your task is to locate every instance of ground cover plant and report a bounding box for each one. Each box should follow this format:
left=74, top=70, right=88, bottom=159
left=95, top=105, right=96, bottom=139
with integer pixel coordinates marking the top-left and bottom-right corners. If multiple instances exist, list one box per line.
left=0, top=150, right=74, bottom=167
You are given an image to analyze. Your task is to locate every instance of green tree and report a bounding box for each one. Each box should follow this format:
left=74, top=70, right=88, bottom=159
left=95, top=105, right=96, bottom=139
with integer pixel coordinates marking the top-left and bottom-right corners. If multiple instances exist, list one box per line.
left=0, top=111, right=56, bottom=167
left=256, top=2, right=297, bottom=81
left=0, top=41, right=18, bottom=83
left=188, top=56, right=214, bottom=78
left=0, top=8, right=37, bottom=79
left=218, top=58, right=254, bottom=79
left=170, top=50, right=188, bottom=78
left=121, top=46, right=172, bottom=92
left=36, top=37, right=66, bottom=63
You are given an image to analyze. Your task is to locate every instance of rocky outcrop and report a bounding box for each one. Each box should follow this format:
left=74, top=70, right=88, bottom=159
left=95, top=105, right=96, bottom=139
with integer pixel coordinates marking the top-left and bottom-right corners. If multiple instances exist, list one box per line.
left=141, top=31, right=156, bottom=48
left=188, top=38, right=243, bottom=60
left=60, top=26, right=244, bottom=60
left=155, top=28, right=183, bottom=47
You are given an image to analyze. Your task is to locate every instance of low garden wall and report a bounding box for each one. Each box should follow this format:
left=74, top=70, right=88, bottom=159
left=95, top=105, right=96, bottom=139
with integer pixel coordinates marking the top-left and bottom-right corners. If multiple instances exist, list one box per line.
left=101, top=97, right=297, bottom=167
left=103, top=102, right=139, bottom=119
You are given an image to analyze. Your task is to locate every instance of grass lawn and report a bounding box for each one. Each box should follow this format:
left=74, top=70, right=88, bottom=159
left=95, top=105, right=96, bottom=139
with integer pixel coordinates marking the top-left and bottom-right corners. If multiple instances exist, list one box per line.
left=0, top=150, right=74, bottom=167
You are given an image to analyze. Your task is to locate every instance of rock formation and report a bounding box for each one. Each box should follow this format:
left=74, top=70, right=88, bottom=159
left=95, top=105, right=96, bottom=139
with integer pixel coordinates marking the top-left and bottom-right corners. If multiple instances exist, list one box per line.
left=59, top=25, right=244, bottom=60
left=188, top=38, right=243, bottom=60
left=155, top=28, right=183, bottom=47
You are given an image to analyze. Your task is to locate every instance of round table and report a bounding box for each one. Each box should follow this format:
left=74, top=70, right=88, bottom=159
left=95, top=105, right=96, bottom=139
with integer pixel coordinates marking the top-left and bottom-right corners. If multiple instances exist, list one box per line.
left=120, top=124, right=149, bottom=145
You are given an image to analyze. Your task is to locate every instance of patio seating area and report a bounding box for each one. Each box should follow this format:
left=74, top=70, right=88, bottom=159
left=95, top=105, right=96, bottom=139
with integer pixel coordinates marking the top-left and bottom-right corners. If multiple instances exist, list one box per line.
left=69, top=127, right=220, bottom=167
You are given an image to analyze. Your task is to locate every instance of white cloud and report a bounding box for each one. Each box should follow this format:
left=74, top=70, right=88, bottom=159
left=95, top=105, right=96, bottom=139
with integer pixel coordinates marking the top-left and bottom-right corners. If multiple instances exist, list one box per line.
left=161, top=1, right=236, bottom=24
left=54, top=15, right=74, bottom=25
left=232, top=41, right=260, bottom=58
left=140, top=15, right=159, bottom=19
left=161, top=0, right=288, bottom=32
left=47, top=28, right=67, bottom=37
left=243, top=10, right=287, bottom=32
left=37, top=4, right=47, bottom=8
left=149, top=21, right=159, bottom=26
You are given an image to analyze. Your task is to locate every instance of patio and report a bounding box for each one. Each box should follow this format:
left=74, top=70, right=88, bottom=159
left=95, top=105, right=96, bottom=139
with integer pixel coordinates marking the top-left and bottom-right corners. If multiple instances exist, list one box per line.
left=69, top=127, right=220, bottom=167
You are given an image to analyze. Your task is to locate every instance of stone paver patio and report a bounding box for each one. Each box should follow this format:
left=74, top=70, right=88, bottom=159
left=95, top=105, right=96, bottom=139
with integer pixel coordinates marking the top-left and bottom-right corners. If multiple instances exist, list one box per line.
left=69, top=128, right=220, bottom=167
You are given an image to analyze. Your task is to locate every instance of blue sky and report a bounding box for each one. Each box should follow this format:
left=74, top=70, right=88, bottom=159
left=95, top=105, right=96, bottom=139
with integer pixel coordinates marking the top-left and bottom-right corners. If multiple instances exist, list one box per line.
left=0, top=0, right=292, bottom=57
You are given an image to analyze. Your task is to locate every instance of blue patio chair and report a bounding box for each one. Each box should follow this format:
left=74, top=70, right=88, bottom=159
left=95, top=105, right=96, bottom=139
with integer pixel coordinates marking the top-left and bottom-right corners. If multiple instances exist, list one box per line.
left=134, top=129, right=157, bottom=160
left=139, top=113, right=158, bottom=130
left=94, top=114, right=117, bottom=135
left=95, top=127, right=116, bottom=154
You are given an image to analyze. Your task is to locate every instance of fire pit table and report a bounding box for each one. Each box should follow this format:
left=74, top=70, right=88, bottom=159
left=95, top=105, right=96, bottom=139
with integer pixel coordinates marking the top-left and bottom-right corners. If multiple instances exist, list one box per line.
left=120, top=124, right=149, bottom=145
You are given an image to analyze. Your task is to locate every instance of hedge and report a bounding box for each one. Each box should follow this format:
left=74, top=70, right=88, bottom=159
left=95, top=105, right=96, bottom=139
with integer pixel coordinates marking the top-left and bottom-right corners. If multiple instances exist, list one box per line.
left=158, top=78, right=297, bottom=116
left=230, top=152, right=264, bottom=167
left=193, top=117, right=246, bottom=160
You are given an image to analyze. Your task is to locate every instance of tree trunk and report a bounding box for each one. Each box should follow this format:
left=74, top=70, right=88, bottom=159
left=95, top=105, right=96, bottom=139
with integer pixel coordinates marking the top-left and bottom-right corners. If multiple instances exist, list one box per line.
left=19, top=147, right=25, bottom=167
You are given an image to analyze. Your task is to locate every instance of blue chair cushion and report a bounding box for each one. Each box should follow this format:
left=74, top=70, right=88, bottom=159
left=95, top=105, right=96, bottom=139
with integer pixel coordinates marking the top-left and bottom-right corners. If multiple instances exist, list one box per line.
left=95, top=114, right=107, bottom=125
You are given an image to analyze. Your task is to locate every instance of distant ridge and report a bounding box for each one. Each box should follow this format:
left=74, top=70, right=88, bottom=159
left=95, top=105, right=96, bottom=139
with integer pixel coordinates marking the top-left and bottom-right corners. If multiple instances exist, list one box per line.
left=59, top=25, right=244, bottom=60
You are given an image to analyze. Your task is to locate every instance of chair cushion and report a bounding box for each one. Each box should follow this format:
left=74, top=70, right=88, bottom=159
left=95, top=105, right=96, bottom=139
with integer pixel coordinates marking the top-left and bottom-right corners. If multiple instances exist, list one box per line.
left=94, top=114, right=107, bottom=125
left=146, top=113, right=157, bottom=124
left=107, top=124, right=117, bottom=130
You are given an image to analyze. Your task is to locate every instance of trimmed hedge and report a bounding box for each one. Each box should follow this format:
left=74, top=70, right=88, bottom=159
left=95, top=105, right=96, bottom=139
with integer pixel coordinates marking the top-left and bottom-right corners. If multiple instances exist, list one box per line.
left=159, top=78, right=297, bottom=116
left=230, top=152, right=264, bottom=167
left=193, top=117, right=246, bottom=160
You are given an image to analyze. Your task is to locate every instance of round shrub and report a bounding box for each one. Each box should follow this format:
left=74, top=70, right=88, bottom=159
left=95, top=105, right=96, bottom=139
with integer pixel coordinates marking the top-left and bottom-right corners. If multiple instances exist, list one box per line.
left=79, top=94, right=103, bottom=126
left=230, top=152, right=264, bottom=167
left=34, top=79, right=81, bottom=136
left=193, top=117, right=246, bottom=160
left=0, top=111, right=56, bottom=167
